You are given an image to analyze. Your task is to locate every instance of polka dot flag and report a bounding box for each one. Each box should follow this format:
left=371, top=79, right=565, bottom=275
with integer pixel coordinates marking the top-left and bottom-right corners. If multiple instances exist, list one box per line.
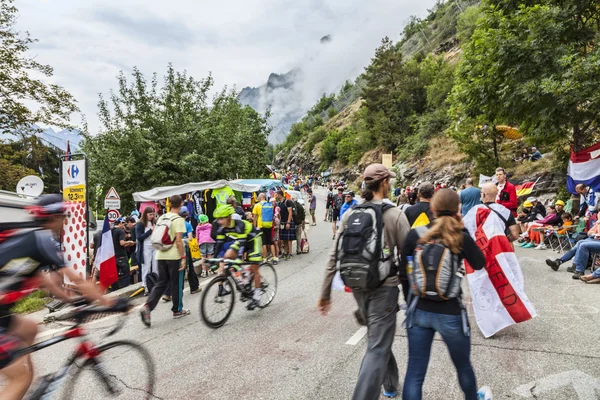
left=62, top=201, right=87, bottom=283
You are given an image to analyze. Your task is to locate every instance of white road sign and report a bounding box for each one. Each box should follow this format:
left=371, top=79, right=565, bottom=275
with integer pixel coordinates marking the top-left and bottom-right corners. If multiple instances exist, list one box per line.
left=104, top=187, right=121, bottom=209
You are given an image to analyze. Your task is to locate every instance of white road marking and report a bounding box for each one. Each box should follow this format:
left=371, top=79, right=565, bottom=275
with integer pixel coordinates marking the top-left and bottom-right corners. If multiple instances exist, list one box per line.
left=513, top=370, right=600, bottom=399
left=345, top=326, right=367, bottom=345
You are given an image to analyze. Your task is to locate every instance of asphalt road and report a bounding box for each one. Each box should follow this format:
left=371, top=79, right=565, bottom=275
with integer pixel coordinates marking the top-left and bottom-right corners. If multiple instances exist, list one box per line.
left=29, top=188, right=600, bottom=399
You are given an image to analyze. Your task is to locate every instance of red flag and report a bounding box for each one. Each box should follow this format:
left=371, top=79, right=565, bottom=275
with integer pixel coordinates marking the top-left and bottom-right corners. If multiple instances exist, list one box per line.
left=65, top=140, right=72, bottom=161
left=97, top=215, right=118, bottom=289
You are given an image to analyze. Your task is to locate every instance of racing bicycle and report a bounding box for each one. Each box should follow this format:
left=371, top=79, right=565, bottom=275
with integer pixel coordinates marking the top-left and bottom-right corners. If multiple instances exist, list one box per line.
left=199, top=258, right=277, bottom=329
left=12, top=296, right=155, bottom=399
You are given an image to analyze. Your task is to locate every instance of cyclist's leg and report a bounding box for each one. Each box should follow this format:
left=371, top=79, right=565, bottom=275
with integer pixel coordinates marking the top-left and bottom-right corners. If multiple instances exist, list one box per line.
left=247, top=237, right=263, bottom=309
left=0, top=315, right=37, bottom=400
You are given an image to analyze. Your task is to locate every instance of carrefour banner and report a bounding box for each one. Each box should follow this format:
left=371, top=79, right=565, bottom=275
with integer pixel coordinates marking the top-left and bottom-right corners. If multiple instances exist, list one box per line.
left=62, top=160, right=86, bottom=202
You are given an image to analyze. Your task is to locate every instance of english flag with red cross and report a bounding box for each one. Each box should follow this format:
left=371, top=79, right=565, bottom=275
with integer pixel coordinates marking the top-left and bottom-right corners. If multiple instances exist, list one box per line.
left=463, top=203, right=536, bottom=338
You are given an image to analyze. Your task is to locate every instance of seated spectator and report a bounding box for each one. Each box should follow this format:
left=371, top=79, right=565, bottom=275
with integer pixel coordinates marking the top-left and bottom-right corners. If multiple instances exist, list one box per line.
left=546, top=221, right=600, bottom=276
left=519, top=201, right=566, bottom=248
left=517, top=201, right=533, bottom=233
left=556, top=212, right=574, bottom=235
left=530, top=147, right=543, bottom=161
left=513, top=148, right=529, bottom=163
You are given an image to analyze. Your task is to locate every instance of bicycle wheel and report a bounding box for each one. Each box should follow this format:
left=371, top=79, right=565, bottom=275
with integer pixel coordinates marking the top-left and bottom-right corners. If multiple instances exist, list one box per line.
left=200, top=275, right=235, bottom=328
left=252, top=262, right=278, bottom=308
left=61, top=340, right=155, bottom=400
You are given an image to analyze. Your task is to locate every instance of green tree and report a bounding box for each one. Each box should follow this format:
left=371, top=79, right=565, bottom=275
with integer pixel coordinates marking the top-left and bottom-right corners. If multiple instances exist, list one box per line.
left=362, top=37, right=426, bottom=151
left=82, top=65, right=270, bottom=211
left=451, top=1, right=600, bottom=152
left=0, top=0, right=78, bottom=134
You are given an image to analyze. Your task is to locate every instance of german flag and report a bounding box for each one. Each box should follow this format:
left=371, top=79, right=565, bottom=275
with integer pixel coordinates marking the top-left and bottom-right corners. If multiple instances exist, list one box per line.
left=515, top=181, right=536, bottom=197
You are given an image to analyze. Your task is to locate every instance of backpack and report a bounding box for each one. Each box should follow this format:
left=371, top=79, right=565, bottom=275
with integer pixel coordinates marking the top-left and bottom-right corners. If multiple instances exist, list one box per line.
left=326, top=192, right=334, bottom=208
left=151, top=214, right=182, bottom=251
left=260, top=201, right=274, bottom=228
left=335, top=203, right=393, bottom=290
left=334, top=194, right=344, bottom=211
left=409, top=226, right=464, bottom=301
left=293, top=201, right=305, bottom=225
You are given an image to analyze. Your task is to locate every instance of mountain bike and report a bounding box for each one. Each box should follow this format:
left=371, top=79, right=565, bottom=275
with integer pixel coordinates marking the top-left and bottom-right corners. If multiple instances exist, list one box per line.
left=199, top=258, right=277, bottom=329
left=14, top=297, right=155, bottom=399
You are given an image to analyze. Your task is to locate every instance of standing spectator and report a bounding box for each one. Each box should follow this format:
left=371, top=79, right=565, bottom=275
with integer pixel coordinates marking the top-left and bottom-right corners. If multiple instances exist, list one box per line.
left=401, top=189, right=487, bottom=400
left=529, top=147, right=542, bottom=161
left=394, top=185, right=401, bottom=198
left=112, top=218, right=135, bottom=290
left=124, top=216, right=138, bottom=281
left=407, top=191, right=418, bottom=206
left=324, top=186, right=334, bottom=222
left=276, top=190, right=295, bottom=260
left=495, top=167, right=518, bottom=216
left=179, top=206, right=200, bottom=294
left=331, top=186, right=345, bottom=239
left=318, top=163, right=410, bottom=400
left=404, top=182, right=435, bottom=228
left=307, top=188, right=317, bottom=226
left=476, top=183, right=520, bottom=242
left=272, top=197, right=281, bottom=258
left=459, top=178, right=481, bottom=216
left=196, top=214, right=215, bottom=277
left=396, top=194, right=410, bottom=211
left=340, top=191, right=358, bottom=220
left=140, top=195, right=190, bottom=327
left=292, top=195, right=306, bottom=255
left=252, top=193, right=278, bottom=264
left=227, top=196, right=245, bottom=220
left=135, top=207, right=157, bottom=295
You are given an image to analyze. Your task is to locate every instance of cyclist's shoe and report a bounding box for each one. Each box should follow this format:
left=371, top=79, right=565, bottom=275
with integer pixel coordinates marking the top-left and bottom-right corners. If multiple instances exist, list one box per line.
left=286, top=254, right=293, bottom=261
left=247, top=299, right=260, bottom=311
left=173, top=309, right=191, bottom=319
left=272, top=257, right=279, bottom=265
left=218, top=285, right=231, bottom=297
left=383, top=390, right=397, bottom=398
left=140, top=305, right=151, bottom=327
left=162, top=295, right=172, bottom=302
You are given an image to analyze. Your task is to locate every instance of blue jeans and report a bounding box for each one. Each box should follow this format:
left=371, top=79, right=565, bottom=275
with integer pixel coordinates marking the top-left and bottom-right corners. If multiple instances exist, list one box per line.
left=403, top=309, right=477, bottom=400
left=574, top=240, right=600, bottom=273
left=561, top=237, right=596, bottom=262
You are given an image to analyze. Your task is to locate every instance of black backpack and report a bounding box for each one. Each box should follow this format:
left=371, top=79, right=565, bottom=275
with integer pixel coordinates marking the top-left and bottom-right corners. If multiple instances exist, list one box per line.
left=293, top=201, right=305, bottom=224
left=335, top=203, right=393, bottom=290
left=334, top=194, right=344, bottom=211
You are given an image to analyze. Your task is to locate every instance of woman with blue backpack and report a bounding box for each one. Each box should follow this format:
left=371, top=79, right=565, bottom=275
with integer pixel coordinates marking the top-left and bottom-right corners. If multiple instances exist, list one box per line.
left=400, top=189, right=491, bottom=400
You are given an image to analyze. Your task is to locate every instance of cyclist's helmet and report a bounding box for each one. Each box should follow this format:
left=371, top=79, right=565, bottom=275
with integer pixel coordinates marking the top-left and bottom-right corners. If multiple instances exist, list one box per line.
left=29, top=194, right=66, bottom=220
left=213, top=205, right=235, bottom=219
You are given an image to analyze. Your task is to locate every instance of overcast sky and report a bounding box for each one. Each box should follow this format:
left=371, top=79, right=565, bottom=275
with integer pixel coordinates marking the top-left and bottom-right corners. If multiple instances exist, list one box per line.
left=17, top=0, right=436, bottom=134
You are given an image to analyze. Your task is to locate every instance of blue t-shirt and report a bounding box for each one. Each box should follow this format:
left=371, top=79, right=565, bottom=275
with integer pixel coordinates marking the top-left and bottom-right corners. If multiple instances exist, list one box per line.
left=185, top=221, right=194, bottom=237
left=460, top=186, right=482, bottom=216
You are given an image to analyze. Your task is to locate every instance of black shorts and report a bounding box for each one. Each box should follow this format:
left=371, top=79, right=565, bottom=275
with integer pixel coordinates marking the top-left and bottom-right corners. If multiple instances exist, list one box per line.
left=332, top=209, right=341, bottom=222
left=261, top=227, right=273, bottom=245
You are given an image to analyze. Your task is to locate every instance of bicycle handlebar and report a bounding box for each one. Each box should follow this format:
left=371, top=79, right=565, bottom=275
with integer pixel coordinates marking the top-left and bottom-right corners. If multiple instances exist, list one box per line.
left=60, top=297, right=131, bottom=336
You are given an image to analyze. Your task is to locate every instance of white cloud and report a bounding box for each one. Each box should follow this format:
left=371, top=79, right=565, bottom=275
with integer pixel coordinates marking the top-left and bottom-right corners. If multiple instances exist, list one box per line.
left=15, top=0, right=436, bottom=135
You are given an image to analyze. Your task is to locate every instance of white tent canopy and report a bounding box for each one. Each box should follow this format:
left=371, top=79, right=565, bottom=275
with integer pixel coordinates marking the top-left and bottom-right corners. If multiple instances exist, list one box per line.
left=132, top=180, right=262, bottom=202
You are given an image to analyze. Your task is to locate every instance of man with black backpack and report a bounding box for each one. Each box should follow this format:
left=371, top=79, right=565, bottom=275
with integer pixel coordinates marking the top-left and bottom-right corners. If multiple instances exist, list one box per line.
left=292, top=195, right=306, bottom=255
left=331, top=185, right=345, bottom=239
left=318, top=164, right=410, bottom=400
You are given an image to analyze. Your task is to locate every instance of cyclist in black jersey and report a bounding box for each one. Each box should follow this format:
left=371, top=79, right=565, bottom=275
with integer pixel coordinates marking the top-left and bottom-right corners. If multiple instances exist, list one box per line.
left=0, top=195, right=115, bottom=400
left=213, top=205, right=263, bottom=310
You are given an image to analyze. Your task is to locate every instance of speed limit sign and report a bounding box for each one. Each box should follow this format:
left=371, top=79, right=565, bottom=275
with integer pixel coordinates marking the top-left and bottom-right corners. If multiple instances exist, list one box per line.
left=107, top=209, right=120, bottom=223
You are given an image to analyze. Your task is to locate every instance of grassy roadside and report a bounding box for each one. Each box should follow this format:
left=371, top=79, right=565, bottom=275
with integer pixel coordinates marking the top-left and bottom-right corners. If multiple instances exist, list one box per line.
left=11, top=290, right=50, bottom=314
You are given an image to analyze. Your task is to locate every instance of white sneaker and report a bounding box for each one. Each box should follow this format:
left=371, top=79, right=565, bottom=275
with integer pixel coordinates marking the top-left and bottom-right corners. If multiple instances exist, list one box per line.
left=477, top=386, right=493, bottom=400
left=535, top=243, right=547, bottom=250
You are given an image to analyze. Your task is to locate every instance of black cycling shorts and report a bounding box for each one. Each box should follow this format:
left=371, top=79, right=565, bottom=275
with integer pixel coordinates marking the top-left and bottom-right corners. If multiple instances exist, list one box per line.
left=332, top=209, right=341, bottom=222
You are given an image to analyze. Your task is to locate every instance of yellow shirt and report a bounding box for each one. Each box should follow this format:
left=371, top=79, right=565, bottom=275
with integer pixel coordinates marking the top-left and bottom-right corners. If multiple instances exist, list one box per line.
left=252, top=202, right=263, bottom=228
left=155, top=212, right=186, bottom=260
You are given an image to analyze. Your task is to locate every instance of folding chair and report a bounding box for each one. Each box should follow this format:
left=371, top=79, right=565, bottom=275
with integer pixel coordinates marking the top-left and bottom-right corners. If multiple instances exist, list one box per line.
left=551, top=225, right=578, bottom=254
left=591, top=253, right=600, bottom=273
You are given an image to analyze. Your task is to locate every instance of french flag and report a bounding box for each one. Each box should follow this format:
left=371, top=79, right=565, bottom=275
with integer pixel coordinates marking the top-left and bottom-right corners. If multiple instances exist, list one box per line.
left=97, top=215, right=118, bottom=289
left=567, top=142, right=600, bottom=193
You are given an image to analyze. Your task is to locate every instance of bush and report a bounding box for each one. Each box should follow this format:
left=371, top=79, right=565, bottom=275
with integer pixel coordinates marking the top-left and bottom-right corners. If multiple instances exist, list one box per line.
left=11, top=290, right=49, bottom=314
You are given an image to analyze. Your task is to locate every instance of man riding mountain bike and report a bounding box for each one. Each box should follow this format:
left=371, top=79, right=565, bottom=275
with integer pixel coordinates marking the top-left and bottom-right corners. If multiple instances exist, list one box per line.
left=0, top=194, right=119, bottom=400
left=213, top=205, right=263, bottom=310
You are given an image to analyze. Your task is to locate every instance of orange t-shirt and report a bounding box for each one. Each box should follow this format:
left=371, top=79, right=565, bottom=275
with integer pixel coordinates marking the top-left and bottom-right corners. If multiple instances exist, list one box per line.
left=558, top=221, right=573, bottom=235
